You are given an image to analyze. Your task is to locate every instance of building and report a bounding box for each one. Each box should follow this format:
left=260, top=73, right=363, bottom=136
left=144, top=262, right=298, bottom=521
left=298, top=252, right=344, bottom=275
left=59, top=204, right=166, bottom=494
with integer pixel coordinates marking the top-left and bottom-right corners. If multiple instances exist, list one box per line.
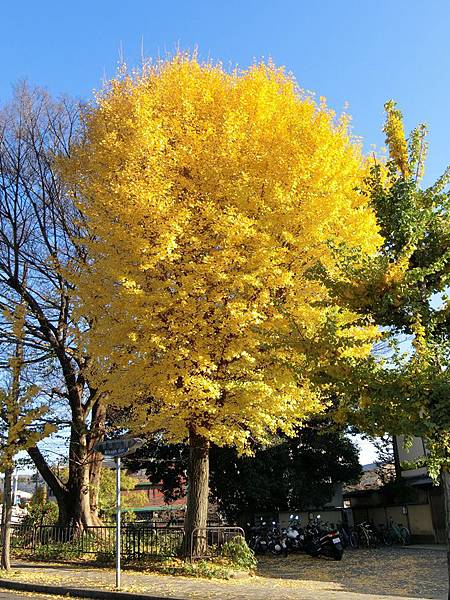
left=124, top=472, right=187, bottom=523
left=394, top=435, right=445, bottom=543
left=343, top=437, right=445, bottom=543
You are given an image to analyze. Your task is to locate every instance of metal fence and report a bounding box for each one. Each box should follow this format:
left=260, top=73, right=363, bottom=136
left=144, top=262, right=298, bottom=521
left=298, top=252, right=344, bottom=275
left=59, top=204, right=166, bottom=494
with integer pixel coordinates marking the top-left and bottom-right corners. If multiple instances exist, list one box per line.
left=0, top=524, right=184, bottom=559
left=190, top=526, right=245, bottom=559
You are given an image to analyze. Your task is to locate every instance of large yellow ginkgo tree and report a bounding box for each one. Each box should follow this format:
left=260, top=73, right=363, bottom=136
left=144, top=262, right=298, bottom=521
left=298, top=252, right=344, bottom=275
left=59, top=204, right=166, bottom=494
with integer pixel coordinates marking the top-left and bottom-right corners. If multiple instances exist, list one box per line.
left=61, top=55, right=381, bottom=551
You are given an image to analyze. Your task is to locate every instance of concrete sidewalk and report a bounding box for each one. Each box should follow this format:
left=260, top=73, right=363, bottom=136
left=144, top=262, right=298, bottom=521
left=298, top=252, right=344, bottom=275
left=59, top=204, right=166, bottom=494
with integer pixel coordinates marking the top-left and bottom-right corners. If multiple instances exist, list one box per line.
left=0, top=558, right=446, bottom=600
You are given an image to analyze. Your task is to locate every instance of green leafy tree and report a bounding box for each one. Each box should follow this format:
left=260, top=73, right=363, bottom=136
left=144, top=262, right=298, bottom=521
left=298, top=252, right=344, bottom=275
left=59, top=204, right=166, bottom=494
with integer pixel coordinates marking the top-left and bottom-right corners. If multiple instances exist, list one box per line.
left=126, top=422, right=361, bottom=522
left=335, top=101, right=450, bottom=595
left=22, top=487, right=59, bottom=527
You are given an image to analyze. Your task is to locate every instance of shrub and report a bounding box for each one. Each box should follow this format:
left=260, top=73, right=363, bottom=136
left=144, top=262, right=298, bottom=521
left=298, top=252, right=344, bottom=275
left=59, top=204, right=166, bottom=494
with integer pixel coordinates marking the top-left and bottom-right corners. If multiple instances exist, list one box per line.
left=31, top=541, right=82, bottom=561
left=22, top=488, right=58, bottom=527
left=220, top=536, right=257, bottom=571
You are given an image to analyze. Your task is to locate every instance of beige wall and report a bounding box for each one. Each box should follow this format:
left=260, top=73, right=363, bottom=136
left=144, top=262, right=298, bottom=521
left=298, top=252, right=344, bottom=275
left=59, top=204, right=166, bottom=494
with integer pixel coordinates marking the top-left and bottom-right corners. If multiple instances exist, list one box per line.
left=279, top=509, right=343, bottom=529
left=279, top=501, right=436, bottom=541
left=353, top=503, right=434, bottom=538
left=408, top=504, right=434, bottom=536
left=385, top=505, right=408, bottom=528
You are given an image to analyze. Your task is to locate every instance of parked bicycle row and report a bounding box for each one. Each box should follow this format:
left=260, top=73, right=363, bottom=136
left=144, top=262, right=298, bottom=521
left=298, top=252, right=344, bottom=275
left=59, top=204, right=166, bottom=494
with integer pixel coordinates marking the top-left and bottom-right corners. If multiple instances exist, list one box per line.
left=246, top=514, right=411, bottom=559
left=347, top=518, right=411, bottom=548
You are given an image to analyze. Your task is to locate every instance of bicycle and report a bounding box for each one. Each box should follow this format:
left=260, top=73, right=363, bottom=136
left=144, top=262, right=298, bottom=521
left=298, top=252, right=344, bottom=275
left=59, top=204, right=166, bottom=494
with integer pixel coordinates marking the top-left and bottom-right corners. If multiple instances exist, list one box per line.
left=383, top=518, right=411, bottom=546
left=356, top=521, right=378, bottom=548
left=339, top=523, right=359, bottom=549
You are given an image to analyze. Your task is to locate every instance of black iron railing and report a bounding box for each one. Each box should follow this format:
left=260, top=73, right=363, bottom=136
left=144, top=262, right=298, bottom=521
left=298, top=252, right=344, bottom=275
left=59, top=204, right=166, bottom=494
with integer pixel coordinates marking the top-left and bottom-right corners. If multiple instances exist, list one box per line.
left=0, top=523, right=184, bottom=559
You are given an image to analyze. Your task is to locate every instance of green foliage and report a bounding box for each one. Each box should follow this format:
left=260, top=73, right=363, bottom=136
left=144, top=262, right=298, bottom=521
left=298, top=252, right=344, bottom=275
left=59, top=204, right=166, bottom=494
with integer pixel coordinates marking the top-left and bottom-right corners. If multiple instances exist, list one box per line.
left=126, top=420, right=361, bottom=520
left=127, top=556, right=241, bottom=579
left=22, top=487, right=58, bottom=526
left=97, top=467, right=148, bottom=522
left=173, top=559, right=232, bottom=579
left=334, top=101, right=450, bottom=481
left=220, top=536, right=257, bottom=571
left=209, top=424, right=361, bottom=519
left=28, top=541, right=82, bottom=562
left=93, top=550, right=116, bottom=564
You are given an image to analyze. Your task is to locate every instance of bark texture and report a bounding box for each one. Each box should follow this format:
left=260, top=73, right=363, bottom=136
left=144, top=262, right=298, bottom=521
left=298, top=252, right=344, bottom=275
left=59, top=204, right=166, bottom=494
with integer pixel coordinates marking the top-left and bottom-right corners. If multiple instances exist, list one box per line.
left=27, top=396, right=106, bottom=530
left=183, top=429, right=209, bottom=557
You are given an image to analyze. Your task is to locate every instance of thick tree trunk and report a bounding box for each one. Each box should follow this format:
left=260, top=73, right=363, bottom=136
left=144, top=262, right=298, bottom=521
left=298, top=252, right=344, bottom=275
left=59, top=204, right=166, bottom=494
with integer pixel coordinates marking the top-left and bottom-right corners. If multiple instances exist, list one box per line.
left=183, top=430, right=209, bottom=557
left=72, top=476, right=95, bottom=529
left=29, top=452, right=98, bottom=531
left=88, top=455, right=103, bottom=528
left=442, top=468, right=450, bottom=600
left=67, top=411, right=98, bottom=530
left=27, top=397, right=106, bottom=530
left=1, top=467, right=13, bottom=570
left=55, top=494, right=75, bottom=529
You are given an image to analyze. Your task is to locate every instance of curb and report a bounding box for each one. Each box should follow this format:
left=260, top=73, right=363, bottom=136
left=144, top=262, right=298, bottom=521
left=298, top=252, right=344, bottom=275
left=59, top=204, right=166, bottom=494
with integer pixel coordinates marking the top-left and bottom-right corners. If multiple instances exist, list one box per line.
left=0, top=579, right=184, bottom=600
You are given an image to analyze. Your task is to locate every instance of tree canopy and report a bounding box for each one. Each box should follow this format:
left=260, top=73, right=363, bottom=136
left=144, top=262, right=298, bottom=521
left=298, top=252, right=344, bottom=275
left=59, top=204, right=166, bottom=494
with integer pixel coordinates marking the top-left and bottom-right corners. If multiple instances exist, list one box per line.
left=334, top=101, right=450, bottom=479
left=61, top=55, right=381, bottom=451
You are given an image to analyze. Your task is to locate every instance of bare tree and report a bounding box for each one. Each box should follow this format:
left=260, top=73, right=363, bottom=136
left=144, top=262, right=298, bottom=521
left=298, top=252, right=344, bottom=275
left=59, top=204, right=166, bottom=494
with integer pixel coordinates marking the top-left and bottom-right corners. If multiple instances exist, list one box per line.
left=0, top=84, right=105, bottom=529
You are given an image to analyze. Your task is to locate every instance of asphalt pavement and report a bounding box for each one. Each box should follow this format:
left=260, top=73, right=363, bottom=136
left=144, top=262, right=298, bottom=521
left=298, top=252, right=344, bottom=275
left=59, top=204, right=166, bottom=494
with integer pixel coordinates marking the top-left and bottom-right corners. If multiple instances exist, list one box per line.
left=0, top=592, right=83, bottom=600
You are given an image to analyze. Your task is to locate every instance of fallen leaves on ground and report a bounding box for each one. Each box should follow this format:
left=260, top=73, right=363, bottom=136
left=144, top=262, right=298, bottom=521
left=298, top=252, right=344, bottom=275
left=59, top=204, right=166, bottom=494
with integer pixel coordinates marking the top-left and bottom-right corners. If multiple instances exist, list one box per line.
left=2, top=547, right=446, bottom=600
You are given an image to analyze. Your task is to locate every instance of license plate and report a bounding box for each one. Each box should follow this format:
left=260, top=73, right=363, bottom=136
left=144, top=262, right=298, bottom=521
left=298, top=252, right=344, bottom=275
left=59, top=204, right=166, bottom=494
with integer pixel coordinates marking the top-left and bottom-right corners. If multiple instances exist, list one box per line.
left=332, top=538, right=341, bottom=544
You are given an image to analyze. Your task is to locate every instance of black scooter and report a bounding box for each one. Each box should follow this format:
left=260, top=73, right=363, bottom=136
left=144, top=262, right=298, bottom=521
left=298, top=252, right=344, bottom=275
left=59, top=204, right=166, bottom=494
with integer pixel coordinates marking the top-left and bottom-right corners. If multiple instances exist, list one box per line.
left=303, top=516, right=344, bottom=561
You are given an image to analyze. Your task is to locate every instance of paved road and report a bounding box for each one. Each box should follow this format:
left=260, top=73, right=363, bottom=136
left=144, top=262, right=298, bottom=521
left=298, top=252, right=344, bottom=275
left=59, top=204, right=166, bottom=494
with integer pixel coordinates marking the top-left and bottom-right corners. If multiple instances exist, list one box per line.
left=0, top=591, right=83, bottom=600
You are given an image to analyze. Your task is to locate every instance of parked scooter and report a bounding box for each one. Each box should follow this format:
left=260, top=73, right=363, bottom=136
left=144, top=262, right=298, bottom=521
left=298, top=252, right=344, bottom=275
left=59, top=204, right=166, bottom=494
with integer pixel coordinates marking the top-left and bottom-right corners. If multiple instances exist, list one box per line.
left=284, top=514, right=305, bottom=552
left=303, top=515, right=344, bottom=561
left=247, top=522, right=269, bottom=554
left=247, top=520, right=287, bottom=556
left=267, top=521, right=288, bottom=556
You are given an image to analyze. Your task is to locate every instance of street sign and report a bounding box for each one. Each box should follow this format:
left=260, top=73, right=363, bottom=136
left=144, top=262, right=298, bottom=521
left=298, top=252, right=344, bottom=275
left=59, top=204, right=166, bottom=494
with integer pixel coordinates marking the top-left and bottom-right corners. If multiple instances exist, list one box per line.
left=93, top=437, right=144, bottom=458
left=92, top=436, right=145, bottom=591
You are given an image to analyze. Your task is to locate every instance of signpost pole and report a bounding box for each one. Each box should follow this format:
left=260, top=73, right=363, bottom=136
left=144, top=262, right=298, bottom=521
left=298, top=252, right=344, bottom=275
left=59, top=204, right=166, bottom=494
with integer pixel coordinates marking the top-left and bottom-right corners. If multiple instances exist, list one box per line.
left=115, top=456, right=121, bottom=590
left=93, top=437, right=144, bottom=592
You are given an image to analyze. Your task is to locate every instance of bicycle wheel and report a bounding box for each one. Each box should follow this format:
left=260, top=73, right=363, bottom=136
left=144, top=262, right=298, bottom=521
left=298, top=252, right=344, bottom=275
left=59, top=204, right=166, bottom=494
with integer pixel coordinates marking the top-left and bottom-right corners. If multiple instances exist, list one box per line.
left=399, top=527, right=411, bottom=545
left=349, top=531, right=359, bottom=549
left=383, top=531, right=394, bottom=546
left=359, top=528, right=370, bottom=548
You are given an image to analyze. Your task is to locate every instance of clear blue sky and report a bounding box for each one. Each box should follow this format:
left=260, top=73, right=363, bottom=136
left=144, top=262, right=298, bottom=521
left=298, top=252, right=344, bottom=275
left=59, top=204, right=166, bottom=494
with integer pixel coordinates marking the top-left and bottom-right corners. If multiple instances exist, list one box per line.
left=2, top=0, right=449, bottom=467
left=2, top=0, right=449, bottom=185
